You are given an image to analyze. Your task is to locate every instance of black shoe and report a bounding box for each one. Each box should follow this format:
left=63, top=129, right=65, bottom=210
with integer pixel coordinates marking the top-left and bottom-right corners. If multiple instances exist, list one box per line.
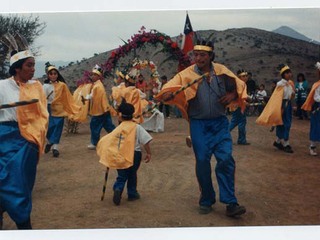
left=226, top=203, right=246, bottom=217
left=52, top=149, right=60, bottom=158
left=273, top=141, right=284, bottom=150
left=238, top=142, right=250, bottom=145
left=16, top=218, right=32, bottom=229
left=45, top=143, right=53, bottom=153
left=198, top=205, right=212, bottom=214
left=283, top=145, right=294, bottom=153
left=113, top=189, right=122, bottom=206
left=128, top=192, right=140, bottom=201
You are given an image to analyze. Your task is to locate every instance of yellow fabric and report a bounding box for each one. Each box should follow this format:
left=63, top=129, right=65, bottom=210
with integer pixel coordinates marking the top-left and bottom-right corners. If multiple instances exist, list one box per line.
left=97, top=121, right=137, bottom=169
left=89, top=80, right=111, bottom=116
left=154, top=63, right=247, bottom=120
left=141, top=99, right=149, bottom=112
left=17, top=80, right=49, bottom=153
left=51, top=81, right=81, bottom=117
left=301, top=80, right=320, bottom=111
left=70, top=83, right=92, bottom=122
left=256, top=80, right=294, bottom=126
left=111, top=85, right=144, bottom=123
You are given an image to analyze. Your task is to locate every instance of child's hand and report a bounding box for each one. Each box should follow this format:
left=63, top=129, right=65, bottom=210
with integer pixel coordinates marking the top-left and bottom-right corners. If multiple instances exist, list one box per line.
left=145, top=153, right=151, bottom=163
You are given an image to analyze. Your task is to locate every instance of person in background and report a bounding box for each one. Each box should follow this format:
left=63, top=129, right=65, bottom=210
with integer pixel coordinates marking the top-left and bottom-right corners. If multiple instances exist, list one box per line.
left=158, top=75, right=171, bottom=118
left=135, top=74, right=147, bottom=94
left=86, top=65, right=115, bottom=150
left=257, top=64, right=295, bottom=153
left=0, top=46, right=48, bottom=229
left=302, top=62, right=320, bottom=156
left=43, top=64, right=80, bottom=157
left=246, top=72, right=257, bottom=96
left=295, top=73, right=309, bottom=120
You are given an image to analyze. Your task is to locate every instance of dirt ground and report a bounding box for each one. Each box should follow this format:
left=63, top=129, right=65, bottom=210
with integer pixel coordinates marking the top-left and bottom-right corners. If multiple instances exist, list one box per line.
left=1, top=115, right=320, bottom=230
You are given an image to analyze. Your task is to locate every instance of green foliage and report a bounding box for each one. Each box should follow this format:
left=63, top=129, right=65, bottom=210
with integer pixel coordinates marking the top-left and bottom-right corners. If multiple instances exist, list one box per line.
left=0, top=14, right=46, bottom=79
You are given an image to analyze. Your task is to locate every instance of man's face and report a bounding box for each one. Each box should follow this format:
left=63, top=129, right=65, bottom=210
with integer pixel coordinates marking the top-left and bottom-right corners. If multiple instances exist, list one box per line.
left=239, top=74, right=248, bottom=82
left=193, top=50, right=211, bottom=69
left=91, top=73, right=100, bottom=82
left=15, top=57, right=35, bottom=82
left=284, top=71, right=293, bottom=80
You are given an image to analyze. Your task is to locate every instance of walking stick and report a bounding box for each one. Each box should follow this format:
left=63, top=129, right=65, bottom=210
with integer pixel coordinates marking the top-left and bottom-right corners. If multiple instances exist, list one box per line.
left=46, top=91, right=54, bottom=100
left=0, top=99, right=39, bottom=109
left=100, top=167, right=109, bottom=201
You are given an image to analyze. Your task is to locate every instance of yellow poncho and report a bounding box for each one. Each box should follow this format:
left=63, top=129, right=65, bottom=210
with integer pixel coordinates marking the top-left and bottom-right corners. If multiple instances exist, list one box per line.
left=301, top=80, right=320, bottom=111
left=97, top=121, right=137, bottom=169
left=89, top=80, right=111, bottom=116
left=70, top=83, right=92, bottom=122
left=154, top=63, right=247, bottom=120
left=17, top=80, right=49, bottom=153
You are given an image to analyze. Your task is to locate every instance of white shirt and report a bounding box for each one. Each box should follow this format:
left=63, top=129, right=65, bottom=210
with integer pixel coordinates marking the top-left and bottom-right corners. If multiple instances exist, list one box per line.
left=0, top=78, right=38, bottom=122
left=277, top=79, right=293, bottom=100
left=43, top=82, right=55, bottom=104
left=256, top=90, right=267, bottom=100
left=314, top=85, right=320, bottom=103
left=135, top=124, right=152, bottom=151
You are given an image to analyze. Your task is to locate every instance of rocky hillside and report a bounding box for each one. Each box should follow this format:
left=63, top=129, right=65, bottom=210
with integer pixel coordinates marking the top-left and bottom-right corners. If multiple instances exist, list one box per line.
left=51, top=27, right=320, bottom=94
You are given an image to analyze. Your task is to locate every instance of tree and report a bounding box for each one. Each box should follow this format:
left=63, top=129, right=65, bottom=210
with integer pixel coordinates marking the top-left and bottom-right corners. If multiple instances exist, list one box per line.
left=0, top=14, right=46, bottom=79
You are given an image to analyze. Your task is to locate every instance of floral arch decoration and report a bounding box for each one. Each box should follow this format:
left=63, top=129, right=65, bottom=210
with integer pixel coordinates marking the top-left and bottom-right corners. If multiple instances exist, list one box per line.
left=102, top=27, right=192, bottom=77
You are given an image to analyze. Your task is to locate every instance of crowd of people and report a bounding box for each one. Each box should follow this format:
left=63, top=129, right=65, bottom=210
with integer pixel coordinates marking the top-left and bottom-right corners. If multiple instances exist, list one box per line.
left=1, top=33, right=320, bottom=230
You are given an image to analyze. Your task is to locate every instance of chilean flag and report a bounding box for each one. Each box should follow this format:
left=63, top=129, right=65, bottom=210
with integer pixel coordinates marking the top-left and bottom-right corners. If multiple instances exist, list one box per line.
left=181, top=13, right=194, bottom=54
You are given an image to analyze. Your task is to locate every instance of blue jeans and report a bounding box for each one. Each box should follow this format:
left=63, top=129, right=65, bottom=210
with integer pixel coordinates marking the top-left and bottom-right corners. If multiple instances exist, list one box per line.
left=47, top=104, right=64, bottom=144
left=190, top=116, right=238, bottom=207
left=113, top=151, right=142, bottom=198
left=229, top=107, right=247, bottom=144
left=276, top=101, right=292, bottom=141
left=90, top=112, right=115, bottom=145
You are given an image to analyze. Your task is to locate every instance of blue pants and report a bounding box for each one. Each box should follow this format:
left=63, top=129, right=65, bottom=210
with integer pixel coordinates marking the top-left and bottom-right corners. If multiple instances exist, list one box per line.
left=0, top=122, right=38, bottom=225
left=113, top=151, right=142, bottom=198
left=229, top=107, right=247, bottom=144
left=47, top=104, right=64, bottom=144
left=90, top=112, right=115, bottom=145
left=276, top=101, right=292, bottom=141
left=310, top=102, right=320, bottom=142
left=190, top=116, right=237, bottom=207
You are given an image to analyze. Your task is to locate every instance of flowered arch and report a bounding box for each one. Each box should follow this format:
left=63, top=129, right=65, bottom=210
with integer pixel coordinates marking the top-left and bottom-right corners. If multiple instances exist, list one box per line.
left=102, top=27, right=192, bottom=77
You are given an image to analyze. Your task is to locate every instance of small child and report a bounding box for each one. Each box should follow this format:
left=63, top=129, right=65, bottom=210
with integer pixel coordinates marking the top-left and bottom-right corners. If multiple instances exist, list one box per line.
left=97, top=101, right=152, bottom=206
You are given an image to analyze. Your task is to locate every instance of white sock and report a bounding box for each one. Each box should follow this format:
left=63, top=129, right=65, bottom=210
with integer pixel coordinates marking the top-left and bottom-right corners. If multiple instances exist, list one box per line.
left=310, top=141, right=316, bottom=148
left=283, top=141, right=289, bottom=147
left=276, top=138, right=281, bottom=144
left=52, top=144, right=59, bottom=150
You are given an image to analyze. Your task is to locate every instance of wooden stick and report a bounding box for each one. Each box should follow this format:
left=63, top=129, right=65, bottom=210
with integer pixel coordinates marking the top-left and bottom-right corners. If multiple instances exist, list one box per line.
left=100, top=167, right=109, bottom=201
left=0, top=99, right=39, bottom=110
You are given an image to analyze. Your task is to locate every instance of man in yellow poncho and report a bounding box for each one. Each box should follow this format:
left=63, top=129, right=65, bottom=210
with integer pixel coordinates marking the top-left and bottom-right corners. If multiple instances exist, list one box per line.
left=155, top=39, right=247, bottom=217
left=301, top=62, right=320, bottom=156
left=97, top=101, right=152, bottom=205
left=256, top=64, right=295, bottom=153
left=86, top=65, right=115, bottom=150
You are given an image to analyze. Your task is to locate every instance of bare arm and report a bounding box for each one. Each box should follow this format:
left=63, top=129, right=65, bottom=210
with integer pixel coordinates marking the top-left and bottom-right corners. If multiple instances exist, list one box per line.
left=143, top=141, right=152, bottom=163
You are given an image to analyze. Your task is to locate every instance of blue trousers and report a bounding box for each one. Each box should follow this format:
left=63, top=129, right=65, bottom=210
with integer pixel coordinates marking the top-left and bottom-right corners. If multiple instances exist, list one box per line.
left=47, top=104, right=64, bottom=144
left=276, top=101, right=292, bottom=141
left=310, top=102, right=320, bottom=142
left=190, top=116, right=238, bottom=207
left=229, top=107, right=247, bottom=144
left=0, top=122, right=38, bottom=225
left=90, top=112, right=115, bottom=146
left=113, top=151, right=142, bottom=198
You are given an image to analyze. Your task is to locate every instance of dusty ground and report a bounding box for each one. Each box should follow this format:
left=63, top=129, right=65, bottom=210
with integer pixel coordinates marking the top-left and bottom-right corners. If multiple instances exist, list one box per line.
left=1, top=115, right=320, bottom=230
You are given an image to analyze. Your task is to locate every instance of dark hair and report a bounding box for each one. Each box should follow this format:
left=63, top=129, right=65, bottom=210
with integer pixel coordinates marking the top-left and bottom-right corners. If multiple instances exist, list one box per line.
left=161, top=75, right=167, bottom=80
left=195, top=39, right=215, bottom=61
left=297, top=73, right=305, bottom=82
left=118, top=100, right=135, bottom=120
left=237, top=69, right=246, bottom=75
left=44, top=68, right=66, bottom=84
left=9, top=50, right=30, bottom=76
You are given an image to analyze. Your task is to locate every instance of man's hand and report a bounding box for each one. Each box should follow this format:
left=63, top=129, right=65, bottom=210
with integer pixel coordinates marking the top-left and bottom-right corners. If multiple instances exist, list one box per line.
left=144, top=153, right=151, bottom=163
left=219, top=91, right=238, bottom=106
left=161, top=92, right=174, bottom=102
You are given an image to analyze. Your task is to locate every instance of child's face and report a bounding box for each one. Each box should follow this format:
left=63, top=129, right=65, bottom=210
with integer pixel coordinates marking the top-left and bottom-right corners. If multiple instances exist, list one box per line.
left=284, top=71, right=292, bottom=80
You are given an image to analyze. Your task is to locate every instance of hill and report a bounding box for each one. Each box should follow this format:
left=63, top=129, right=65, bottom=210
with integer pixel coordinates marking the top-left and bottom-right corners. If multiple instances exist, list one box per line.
left=273, top=26, right=320, bottom=44
left=51, top=27, right=320, bottom=93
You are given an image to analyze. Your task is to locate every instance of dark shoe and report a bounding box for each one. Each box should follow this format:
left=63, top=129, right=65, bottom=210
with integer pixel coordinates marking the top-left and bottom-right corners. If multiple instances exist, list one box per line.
left=128, top=192, right=140, bottom=201
left=283, top=145, right=294, bottom=153
left=273, top=141, right=284, bottom=150
left=198, top=205, right=212, bottom=214
left=44, top=143, right=53, bottom=153
left=16, top=218, right=32, bottom=229
left=226, top=203, right=246, bottom=217
left=113, top=189, right=122, bottom=206
left=52, top=149, right=60, bottom=158
left=238, top=142, right=250, bottom=145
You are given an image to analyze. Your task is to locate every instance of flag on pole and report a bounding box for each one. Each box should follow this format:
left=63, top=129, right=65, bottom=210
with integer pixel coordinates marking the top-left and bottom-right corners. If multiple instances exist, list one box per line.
left=181, top=13, right=194, bottom=54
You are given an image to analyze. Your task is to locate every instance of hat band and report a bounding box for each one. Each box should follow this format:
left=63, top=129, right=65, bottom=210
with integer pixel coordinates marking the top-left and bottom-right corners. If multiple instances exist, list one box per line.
left=92, top=69, right=102, bottom=76
left=193, top=45, right=213, bottom=52
left=47, top=66, right=58, bottom=73
left=280, top=66, right=290, bottom=75
left=238, top=72, right=248, bottom=77
left=10, top=50, right=34, bottom=66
